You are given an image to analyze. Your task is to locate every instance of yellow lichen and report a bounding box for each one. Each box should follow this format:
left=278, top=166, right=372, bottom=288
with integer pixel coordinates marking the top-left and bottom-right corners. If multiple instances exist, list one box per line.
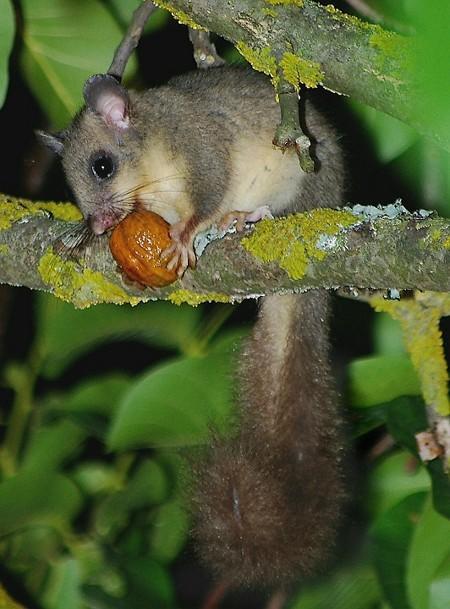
left=369, top=30, right=412, bottom=77
left=280, top=52, right=324, bottom=89
left=168, top=289, right=230, bottom=306
left=0, top=585, right=26, bottom=609
left=372, top=294, right=450, bottom=416
left=265, top=0, right=304, bottom=6
left=0, top=244, right=9, bottom=255
left=242, top=208, right=357, bottom=279
left=38, top=249, right=141, bottom=309
left=262, top=7, right=278, bottom=18
left=0, top=195, right=81, bottom=230
left=235, top=43, right=277, bottom=79
left=152, top=1, right=205, bottom=30
left=325, top=3, right=374, bottom=31
left=419, top=224, right=450, bottom=251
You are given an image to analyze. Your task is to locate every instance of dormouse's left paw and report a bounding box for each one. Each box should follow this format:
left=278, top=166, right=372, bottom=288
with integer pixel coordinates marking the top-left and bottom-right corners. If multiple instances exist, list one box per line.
left=219, top=205, right=273, bottom=232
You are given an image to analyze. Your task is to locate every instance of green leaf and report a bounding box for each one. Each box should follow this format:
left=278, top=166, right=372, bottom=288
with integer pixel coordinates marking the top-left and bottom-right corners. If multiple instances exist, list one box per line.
left=289, top=562, right=381, bottom=609
left=37, top=295, right=200, bottom=377
left=371, top=492, right=427, bottom=609
left=414, top=4, right=450, bottom=147
left=351, top=403, right=388, bottom=437
left=72, top=462, right=117, bottom=496
left=0, top=0, right=15, bottom=108
left=367, top=450, right=430, bottom=518
left=386, top=397, right=450, bottom=519
left=350, top=100, right=417, bottom=163
left=108, top=351, right=234, bottom=450
left=21, top=419, right=86, bottom=472
left=394, top=140, right=450, bottom=217
left=348, top=355, right=420, bottom=408
left=430, top=554, right=450, bottom=609
left=48, top=374, right=131, bottom=416
left=122, top=558, right=174, bottom=609
left=374, top=313, right=405, bottom=356
left=95, top=459, right=169, bottom=537
left=148, top=500, right=189, bottom=563
left=20, top=0, right=136, bottom=129
left=42, top=558, right=82, bottom=609
left=407, top=497, right=450, bottom=609
left=0, top=471, right=82, bottom=537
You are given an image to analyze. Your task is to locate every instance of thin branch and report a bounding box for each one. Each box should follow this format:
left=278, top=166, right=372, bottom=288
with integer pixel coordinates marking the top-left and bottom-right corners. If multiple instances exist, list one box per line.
left=272, top=77, right=314, bottom=173
left=188, top=29, right=225, bottom=69
left=344, top=0, right=383, bottom=23
left=108, top=1, right=157, bottom=80
left=344, top=0, right=414, bottom=34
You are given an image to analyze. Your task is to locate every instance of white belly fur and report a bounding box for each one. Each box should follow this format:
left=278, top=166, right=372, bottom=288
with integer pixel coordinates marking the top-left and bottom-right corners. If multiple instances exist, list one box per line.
left=222, top=137, right=305, bottom=216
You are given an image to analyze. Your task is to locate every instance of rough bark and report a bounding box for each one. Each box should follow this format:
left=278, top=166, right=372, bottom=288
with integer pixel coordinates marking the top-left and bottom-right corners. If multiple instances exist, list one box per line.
left=0, top=195, right=449, bottom=308
left=153, top=0, right=444, bottom=149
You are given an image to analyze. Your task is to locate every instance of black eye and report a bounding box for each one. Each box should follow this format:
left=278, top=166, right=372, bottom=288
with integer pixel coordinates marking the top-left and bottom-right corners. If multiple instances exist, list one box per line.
left=91, top=155, right=115, bottom=180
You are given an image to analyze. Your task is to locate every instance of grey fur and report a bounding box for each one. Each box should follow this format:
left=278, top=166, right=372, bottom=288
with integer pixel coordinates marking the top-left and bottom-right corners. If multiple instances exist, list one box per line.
left=54, top=66, right=346, bottom=587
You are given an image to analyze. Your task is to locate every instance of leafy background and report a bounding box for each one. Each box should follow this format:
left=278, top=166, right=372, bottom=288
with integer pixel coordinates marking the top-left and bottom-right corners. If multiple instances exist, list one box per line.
left=0, top=0, right=449, bottom=608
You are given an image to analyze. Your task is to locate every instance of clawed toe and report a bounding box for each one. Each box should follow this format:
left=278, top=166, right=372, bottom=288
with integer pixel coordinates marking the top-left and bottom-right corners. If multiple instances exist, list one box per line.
left=219, top=206, right=273, bottom=232
left=162, top=241, right=196, bottom=277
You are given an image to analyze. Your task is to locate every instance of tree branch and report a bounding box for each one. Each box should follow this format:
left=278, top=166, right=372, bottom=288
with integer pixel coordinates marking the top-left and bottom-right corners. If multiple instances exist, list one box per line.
left=0, top=195, right=449, bottom=308
left=108, top=1, right=157, bottom=80
left=153, top=0, right=445, bottom=149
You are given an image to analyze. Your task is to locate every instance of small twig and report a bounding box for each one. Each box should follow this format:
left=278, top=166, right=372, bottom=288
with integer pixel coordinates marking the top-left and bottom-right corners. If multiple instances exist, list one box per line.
left=344, top=0, right=414, bottom=34
left=417, top=412, right=450, bottom=472
left=108, top=1, right=157, bottom=80
left=272, top=78, right=314, bottom=173
left=188, top=29, right=225, bottom=69
left=201, top=580, right=228, bottom=609
left=367, top=433, right=396, bottom=462
left=344, top=0, right=383, bottom=23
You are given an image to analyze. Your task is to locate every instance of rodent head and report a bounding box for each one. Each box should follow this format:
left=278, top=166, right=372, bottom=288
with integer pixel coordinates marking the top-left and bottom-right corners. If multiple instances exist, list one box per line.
left=38, top=75, right=142, bottom=235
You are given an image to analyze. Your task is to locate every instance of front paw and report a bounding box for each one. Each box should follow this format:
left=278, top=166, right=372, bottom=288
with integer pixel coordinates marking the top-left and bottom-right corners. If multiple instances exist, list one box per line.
left=219, top=206, right=273, bottom=232
left=161, top=220, right=197, bottom=277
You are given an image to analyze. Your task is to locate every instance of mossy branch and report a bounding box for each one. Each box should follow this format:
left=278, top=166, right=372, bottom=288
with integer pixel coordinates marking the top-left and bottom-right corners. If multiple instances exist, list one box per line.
left=0, top=195, right=450, bottom=308
left=152, top=0, right=445, bottom=149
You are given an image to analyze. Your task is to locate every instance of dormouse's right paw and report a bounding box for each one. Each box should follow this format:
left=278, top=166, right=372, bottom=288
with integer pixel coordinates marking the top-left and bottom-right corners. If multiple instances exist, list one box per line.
left=161, top=219, right=197, bottom=277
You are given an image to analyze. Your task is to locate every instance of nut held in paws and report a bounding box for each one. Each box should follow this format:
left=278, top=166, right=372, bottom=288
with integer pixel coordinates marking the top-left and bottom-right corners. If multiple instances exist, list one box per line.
left=109, top=210, right=178, bottom=287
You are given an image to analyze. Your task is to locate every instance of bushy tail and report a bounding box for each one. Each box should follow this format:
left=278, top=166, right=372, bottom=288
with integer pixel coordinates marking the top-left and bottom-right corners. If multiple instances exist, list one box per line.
left=192, top=291, right=347, bottom=587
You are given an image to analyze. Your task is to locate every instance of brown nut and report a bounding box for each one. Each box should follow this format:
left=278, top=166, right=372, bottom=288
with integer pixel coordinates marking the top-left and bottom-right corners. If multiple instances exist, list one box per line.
left=109, top=210, right=178, bottom=287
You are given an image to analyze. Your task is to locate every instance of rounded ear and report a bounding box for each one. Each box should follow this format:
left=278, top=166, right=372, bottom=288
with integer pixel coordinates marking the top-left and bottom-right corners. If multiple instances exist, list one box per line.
left=83, top=74, right=130, bottom=130
left=35, top=130, right=65, bottom=155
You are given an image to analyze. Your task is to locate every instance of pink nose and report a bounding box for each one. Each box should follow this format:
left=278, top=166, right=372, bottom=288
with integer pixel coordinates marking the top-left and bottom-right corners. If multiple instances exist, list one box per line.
left=89, top=213, right=117, bottom=235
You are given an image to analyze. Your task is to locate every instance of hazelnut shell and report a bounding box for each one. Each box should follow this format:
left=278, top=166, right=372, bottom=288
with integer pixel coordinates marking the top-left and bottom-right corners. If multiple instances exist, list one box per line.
left=109, top=210, right=178, bottom=287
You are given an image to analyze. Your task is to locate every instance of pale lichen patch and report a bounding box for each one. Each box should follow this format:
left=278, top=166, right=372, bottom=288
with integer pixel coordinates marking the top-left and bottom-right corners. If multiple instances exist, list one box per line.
left=242, top=209, right=357, bottom=279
